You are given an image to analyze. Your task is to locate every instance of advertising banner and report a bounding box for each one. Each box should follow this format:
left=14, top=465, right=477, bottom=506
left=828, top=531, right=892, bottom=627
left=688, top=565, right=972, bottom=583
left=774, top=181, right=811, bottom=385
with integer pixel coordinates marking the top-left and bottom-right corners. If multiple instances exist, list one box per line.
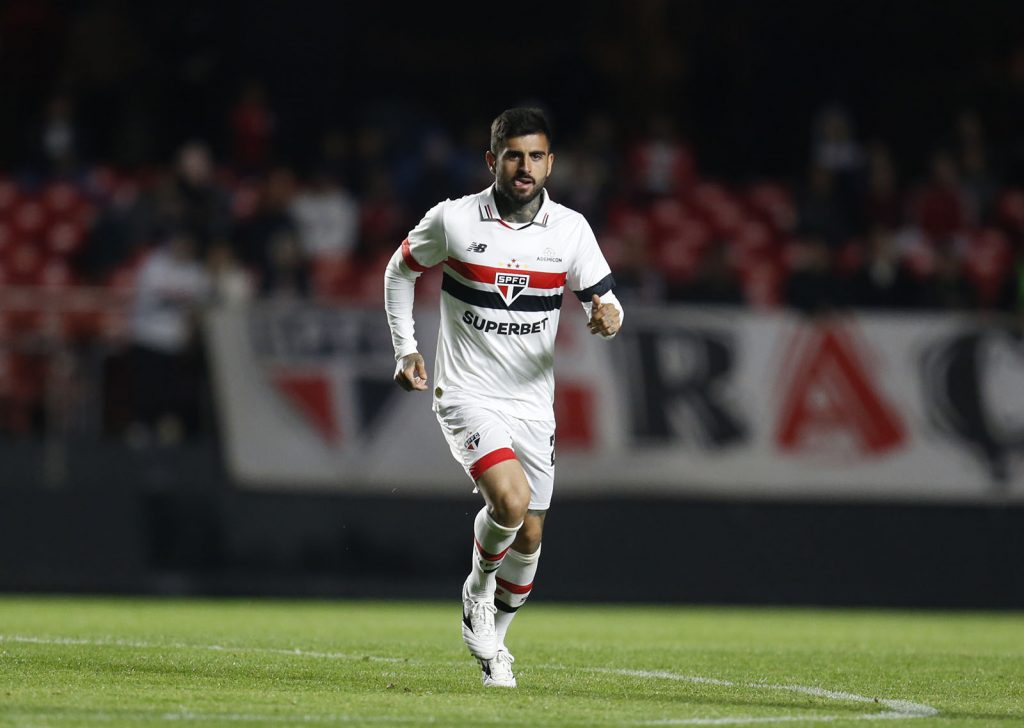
left=205, top=302, right=1024, bottom=503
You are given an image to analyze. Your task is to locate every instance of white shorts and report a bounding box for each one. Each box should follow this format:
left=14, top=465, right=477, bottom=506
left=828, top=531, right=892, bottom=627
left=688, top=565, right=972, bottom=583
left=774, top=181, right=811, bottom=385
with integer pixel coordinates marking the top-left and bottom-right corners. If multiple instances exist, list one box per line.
left=434, top=402, right=556, bottom=511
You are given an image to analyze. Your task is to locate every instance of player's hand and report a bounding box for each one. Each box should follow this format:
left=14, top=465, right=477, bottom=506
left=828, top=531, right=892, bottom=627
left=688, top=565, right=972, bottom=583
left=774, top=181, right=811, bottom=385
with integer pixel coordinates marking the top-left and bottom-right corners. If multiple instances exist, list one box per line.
left=394, top=352, right=429, bottom=392
left=588, top=294, right=620, bottom=336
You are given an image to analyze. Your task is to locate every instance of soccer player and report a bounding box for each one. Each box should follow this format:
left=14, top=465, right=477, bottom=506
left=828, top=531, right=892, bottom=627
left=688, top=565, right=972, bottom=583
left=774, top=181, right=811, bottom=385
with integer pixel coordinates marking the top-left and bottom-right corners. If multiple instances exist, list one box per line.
left=383, top=108, right=622, bottom=688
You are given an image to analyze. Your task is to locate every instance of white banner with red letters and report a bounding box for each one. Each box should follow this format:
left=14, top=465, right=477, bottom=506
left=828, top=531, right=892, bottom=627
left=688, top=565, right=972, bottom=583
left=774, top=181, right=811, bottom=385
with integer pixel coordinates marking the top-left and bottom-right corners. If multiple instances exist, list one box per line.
left=205, top=301, right=1024, bottom=503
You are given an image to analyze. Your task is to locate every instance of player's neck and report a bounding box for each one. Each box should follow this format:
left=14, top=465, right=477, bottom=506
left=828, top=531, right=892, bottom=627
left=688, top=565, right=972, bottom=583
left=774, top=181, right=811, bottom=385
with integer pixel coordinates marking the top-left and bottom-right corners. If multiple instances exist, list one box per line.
left=494, top=188, right=543, bottom=224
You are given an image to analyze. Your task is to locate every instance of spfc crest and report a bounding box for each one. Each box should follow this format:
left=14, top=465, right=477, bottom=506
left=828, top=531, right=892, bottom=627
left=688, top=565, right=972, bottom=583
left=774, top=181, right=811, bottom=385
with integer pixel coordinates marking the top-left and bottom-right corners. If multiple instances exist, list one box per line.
left=495, top=272, right=530, bottom=306
left=465, top=431, right=481, bottom=451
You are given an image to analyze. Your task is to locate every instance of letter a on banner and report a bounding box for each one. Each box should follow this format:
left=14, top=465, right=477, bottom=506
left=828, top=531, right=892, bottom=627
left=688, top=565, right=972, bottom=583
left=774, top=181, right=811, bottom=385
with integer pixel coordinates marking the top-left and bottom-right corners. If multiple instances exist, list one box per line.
left=775, top=323, right=905, bottom=455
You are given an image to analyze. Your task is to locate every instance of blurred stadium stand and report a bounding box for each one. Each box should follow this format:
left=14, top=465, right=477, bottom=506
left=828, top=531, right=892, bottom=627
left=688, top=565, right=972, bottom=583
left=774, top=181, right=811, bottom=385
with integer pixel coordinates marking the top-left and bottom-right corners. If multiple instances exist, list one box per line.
left=2, top=0, right=1024, bottom=606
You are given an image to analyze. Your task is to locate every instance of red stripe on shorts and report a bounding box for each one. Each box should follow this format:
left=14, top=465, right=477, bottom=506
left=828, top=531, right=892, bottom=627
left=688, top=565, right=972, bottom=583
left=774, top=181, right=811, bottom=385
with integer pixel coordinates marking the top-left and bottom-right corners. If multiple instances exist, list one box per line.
left=469, top=447, right=516, bottom=481
left=496, top=576, right=533, bottom=594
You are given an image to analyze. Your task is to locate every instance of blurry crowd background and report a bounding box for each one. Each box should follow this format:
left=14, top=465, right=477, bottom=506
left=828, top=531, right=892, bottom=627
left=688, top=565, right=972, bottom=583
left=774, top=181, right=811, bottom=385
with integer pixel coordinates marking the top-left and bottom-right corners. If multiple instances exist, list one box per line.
left=3, top=0, right=1024, bottom=441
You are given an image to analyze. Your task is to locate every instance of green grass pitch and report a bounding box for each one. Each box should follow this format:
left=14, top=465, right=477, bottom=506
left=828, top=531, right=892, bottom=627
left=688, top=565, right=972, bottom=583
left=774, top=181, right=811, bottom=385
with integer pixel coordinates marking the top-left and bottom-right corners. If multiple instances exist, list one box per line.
left=0, top=596, right=1021, bottom=726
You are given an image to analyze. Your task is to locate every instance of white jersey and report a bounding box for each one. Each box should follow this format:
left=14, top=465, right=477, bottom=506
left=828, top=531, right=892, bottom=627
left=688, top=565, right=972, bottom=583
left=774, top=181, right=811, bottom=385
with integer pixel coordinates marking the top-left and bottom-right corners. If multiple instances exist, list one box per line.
left=385, top=185, right=621, bottom=421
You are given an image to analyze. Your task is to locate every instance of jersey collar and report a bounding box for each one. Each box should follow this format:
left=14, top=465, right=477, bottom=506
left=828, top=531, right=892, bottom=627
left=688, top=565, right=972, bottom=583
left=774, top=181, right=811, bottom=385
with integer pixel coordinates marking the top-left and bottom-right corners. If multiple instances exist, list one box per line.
left=479, top=185, right=552, bottom=229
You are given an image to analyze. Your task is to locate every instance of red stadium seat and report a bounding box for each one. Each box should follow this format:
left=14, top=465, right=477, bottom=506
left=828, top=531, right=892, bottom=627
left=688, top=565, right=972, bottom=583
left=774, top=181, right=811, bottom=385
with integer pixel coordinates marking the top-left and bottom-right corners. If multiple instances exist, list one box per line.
left=45, top=221, right=86, bottom=257
left=12, top=199, right=47, bottom=237
left=0, top=221, right=13, bottom=259
left=747, top=182, right=797, bottom=233
left=688, top=182, right=747, bottom=238
left=7, top=243, right=44, bottom=284
left=43, top=181, right=83, bottom=215
left=39, top=257, right=76, bottom=288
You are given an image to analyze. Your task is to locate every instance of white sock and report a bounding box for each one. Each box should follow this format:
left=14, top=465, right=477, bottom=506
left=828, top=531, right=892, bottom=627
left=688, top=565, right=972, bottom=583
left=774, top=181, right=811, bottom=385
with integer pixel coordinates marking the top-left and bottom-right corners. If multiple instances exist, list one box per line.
left=494, top=545, right=541, bottom=648
left=466, top=506, right=520, bottom=598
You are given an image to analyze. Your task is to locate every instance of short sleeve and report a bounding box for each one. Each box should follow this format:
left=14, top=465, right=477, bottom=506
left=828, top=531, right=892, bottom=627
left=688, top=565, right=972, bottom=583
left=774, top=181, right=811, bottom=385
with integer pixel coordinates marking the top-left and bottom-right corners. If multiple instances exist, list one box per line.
left=567, top=218, right=616, bottom=301
left=402, top=200, right=449, bottom=271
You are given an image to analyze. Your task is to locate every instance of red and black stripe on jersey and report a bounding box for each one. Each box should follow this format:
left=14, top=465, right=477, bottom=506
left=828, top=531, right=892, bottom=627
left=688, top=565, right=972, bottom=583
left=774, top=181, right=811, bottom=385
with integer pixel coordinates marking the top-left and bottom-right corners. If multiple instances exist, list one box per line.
left=442, top=257, right=566, bottom=312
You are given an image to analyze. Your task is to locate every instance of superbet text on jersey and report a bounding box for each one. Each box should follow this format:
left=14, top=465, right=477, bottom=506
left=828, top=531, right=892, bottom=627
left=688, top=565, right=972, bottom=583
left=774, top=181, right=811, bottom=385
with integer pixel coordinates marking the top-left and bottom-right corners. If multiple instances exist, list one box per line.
left=399, top=186, right=616, bottom=421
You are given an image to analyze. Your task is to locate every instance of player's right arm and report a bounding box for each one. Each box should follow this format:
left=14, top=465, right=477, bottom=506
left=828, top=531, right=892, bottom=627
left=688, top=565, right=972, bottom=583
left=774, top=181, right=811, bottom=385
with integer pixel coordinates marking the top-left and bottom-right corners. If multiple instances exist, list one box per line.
left=383, top=200, right=449, bottom=392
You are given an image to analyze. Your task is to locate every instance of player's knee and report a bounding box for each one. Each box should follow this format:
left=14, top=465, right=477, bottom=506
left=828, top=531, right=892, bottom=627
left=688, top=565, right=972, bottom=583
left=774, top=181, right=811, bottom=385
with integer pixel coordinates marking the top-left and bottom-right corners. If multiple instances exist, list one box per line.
left=489, top=488, right=530, bottom=527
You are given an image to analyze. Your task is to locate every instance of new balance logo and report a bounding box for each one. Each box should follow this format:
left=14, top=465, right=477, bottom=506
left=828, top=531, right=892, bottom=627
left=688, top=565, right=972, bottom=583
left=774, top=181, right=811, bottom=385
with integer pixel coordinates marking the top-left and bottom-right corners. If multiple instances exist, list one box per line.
left=467, top=242, right=488, bottom=253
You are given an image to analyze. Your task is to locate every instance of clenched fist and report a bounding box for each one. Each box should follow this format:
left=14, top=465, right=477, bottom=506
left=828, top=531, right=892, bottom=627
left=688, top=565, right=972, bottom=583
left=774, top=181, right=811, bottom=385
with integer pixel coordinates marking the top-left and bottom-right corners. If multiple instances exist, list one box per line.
left=587, top=294, right=620, bottom=337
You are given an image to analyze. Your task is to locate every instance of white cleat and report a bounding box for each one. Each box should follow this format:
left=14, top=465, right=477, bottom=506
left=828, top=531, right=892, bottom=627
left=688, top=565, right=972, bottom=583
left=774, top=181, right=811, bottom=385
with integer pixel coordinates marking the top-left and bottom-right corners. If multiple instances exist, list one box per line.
left=461, top=579, right=497, bottom=660
left=479, top=648, right=516, bottom=688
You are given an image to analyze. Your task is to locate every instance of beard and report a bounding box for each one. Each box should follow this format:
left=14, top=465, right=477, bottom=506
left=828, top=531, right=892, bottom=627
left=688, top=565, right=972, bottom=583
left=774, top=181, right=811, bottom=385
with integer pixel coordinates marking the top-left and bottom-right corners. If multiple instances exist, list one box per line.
left=496, top=174, right=545, bottom=206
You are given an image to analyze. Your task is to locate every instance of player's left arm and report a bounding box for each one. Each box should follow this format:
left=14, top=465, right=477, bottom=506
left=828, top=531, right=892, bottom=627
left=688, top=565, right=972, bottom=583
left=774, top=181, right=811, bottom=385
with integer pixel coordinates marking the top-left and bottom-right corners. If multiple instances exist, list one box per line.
left=569, top=220, right=624, bottom=339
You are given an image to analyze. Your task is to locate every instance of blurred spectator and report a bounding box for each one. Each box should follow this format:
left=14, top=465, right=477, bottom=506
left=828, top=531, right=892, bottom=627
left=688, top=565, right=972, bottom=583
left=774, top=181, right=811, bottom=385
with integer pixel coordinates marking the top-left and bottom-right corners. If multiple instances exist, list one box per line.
left=230, top=80, right=276, bottom=173
left=127, top=232, right=211, bottom=445
left=358, top=167, right=405, bottom=258
left=290, top=169, right=359, bottom=260
left=917, top=242, right=977, bottom=310
left=73, top=173, right=145, bottom=282
left=234, top=166, right=299, bottom=287
left=784, top=238, right=843, bottom=314
left=811, top=106, right=864, bottom=228
left=812, top=106, right=864, bottom=174
left=862, top=144, right=904, bottom=231
left=207, top=241, right=254, bottom=307
left=961, top=145, right=998, bottom=227
left=913, top=151, right=966, bottom=241
left=627, top=114, right=695, bottom=199
left=259, top=229, right=310, bottom=300
left=548, top=114, right=617, bottom=223
left=845, top=227, right=924, bottom=309
left=796, top=165, right=852, bottom=248
left=39, top=94, right=78, bottom=174
left=132, top=142, right=233, bottom=257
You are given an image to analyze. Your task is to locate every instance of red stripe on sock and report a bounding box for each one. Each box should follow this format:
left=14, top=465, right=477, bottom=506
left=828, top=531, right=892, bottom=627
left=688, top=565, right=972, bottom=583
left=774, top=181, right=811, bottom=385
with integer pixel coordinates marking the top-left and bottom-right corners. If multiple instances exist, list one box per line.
left=469, top=447, right=516, bottom=480
left=496, top=576, right=533, bottom=594
left=474, top=537, right=509, bottom=562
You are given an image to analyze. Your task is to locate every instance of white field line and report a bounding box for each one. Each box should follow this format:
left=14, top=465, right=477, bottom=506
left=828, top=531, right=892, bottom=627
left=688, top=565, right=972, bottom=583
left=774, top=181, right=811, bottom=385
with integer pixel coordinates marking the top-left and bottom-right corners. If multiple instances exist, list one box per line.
left=591, top=668, right=938, bottom=724
left=0, top=634, right=939, bottom=725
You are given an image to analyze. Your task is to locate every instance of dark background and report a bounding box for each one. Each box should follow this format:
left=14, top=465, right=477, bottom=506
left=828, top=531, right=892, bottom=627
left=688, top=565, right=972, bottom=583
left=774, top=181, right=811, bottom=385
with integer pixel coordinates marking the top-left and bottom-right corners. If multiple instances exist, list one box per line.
left=2, top=0, right=1024, bottom=608
left=5, top=1, right=1024, bottom=179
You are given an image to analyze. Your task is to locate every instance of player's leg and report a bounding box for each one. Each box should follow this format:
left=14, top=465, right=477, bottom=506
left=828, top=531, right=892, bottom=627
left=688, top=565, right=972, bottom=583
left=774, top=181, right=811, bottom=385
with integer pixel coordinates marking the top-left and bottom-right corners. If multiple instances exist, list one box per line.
left=478, top=419, right=554, bottom=688
left=460, top=458, right=529, bottom=662
left=494, top=510, right=544, bottom=648
left=467, top=459, right=531, bottom=597
left=433, top=404, right=529, bottom=661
